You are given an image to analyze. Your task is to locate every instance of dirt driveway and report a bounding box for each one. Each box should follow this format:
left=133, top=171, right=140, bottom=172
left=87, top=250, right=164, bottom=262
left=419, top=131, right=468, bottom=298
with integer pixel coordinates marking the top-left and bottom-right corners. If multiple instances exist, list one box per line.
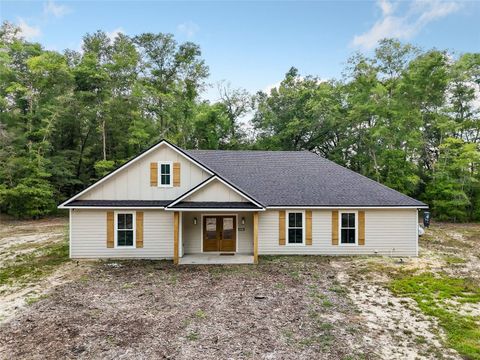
left=0, top=219, right=479, bottom=359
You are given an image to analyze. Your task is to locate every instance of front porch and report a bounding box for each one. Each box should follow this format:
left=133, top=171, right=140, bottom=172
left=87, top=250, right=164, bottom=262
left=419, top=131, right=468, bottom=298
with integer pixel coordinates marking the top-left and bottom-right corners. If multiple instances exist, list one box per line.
left=172, top=210, right=259, bottom=265
left=178, top=253, right=255, bottom=265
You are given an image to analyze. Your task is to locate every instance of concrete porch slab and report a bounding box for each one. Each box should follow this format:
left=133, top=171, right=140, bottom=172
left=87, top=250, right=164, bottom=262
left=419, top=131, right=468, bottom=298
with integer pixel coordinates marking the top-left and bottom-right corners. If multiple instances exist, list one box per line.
left=178, top=253, right=254, bottom=265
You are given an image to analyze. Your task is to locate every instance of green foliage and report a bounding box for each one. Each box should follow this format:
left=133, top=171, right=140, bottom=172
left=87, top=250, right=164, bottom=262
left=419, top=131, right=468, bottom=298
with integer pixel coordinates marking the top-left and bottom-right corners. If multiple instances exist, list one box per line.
left=390, top=273, right=480, bottom=359
left=0, top=178, right=56, bottom=218
left=426, top=138, right=480, bottom=221
left=94, top=160, right=116, bottom=178
left=254, top=40, right=479, bottom=219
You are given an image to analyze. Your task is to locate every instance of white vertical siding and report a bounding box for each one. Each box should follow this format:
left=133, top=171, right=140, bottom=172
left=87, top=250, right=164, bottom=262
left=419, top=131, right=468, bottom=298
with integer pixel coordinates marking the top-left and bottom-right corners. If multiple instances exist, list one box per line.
left=71, top=209, right=173, bottom=259
left=183, top=180, right=248, bottom=202
left=181, top=212, right=253, bottom=254
left=258, top=209, right=418, bottom=257
left=79, top=144, right=210, bottom=201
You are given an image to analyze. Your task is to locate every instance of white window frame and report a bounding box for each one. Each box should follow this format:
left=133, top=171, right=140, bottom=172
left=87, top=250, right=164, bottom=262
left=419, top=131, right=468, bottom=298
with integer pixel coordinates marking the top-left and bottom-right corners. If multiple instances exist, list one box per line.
left=114, top=211, right=136, bottom=248
left=286, top=210, right=305, bottom=246
left=158, top=161, right=173, bottom=187
left=339, top=210, right=358, bottom=246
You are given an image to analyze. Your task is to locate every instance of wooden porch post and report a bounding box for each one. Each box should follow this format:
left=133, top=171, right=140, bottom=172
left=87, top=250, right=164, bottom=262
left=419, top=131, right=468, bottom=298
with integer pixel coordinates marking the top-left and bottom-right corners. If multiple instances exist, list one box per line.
left=174, top=211, right=179, bottom=265
left=253, top=211, right=258, bottom=264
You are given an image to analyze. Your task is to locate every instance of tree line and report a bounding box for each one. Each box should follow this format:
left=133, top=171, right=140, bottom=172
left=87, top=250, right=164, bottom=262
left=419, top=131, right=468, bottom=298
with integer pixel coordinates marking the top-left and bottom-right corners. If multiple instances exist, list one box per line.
left=0, top=22, right=479, bottom=221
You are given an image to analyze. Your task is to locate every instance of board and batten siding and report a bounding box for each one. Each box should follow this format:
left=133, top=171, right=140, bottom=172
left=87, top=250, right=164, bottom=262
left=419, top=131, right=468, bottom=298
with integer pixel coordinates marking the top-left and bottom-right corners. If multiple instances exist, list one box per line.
left=182, top=212, right=253, bottom=254
left=258, top=209, right=418, bottom=257
left=79, top=144, right=210, bottom=201
left=71, top=209, right=173, bottom=259
left=183, top=179, right=248, bottom=202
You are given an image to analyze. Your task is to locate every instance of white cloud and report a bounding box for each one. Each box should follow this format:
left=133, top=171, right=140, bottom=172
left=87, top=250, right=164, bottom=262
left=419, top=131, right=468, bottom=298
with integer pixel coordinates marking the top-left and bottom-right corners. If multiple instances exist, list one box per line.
left=43, top=0, right=71, bottom=18
left=264, top=81, right=282, bottom=93
left=352, top=0, right=462, bottom=50
left=177, top=21, right=200, bottom=38
left=17, top=19, right=41, bottom=40
left=106, top=27, right=125, bottom=41
left=378, top=0, right=394, bottom=16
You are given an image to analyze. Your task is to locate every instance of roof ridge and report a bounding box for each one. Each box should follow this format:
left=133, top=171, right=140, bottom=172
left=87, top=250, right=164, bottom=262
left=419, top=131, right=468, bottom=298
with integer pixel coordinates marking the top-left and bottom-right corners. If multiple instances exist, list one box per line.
left=186, top=149, right=307, bottom=153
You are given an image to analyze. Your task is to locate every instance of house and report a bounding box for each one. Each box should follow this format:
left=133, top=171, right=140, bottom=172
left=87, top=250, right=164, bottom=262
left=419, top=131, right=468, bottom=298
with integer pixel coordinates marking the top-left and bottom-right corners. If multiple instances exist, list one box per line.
left=59, top=139, right=428, bottom=264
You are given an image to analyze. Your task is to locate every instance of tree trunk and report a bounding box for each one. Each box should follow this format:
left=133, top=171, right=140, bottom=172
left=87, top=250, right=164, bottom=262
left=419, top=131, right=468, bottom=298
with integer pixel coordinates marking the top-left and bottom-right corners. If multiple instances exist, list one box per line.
left=102, top=117, right=107, bottom=161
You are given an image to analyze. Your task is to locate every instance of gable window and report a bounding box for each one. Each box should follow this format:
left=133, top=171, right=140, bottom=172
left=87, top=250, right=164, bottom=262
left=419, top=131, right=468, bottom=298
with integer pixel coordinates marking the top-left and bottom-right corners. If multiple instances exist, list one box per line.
left=116, top=212, right=135, bottom=247
left=287, top=211, right=304, bottom=245
left=340, top=212, right=357, bottom=245
left=159, top=161, right=172, bottom=187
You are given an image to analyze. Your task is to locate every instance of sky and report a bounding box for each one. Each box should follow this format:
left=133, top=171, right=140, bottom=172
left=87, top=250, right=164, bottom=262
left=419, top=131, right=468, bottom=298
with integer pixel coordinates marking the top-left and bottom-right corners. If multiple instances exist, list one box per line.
left=1, top=0, right=479, bottom=101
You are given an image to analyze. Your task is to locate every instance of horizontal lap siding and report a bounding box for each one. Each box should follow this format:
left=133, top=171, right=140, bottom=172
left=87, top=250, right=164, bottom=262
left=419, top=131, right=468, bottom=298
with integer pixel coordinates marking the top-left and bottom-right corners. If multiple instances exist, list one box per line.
left=71, top=209, right=173, bottom=259
left=238, top=213, right=253, bottom=253
left=258, top=209, right=417, bottom=257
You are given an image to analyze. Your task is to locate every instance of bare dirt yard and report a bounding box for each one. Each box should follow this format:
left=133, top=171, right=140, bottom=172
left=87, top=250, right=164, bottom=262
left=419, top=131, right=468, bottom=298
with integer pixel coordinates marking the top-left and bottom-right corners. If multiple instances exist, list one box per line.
left=0, top=217, right=479, bottom=360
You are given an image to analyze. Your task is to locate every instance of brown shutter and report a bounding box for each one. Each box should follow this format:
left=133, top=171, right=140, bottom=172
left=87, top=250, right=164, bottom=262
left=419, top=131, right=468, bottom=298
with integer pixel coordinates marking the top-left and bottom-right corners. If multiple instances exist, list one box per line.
left=150, top=162, right=158, bottom=186
left=136, top=212, right=144, bottom=248
left=279, top=211, right=286, bottom=245
left=306, top=210, right=312, bottom=245
left=173, top=162, right=181, bottom=187
left=358, top=211, right=365, bottom=246
left=332, top=210, right=339, bottom=245
left=107, top=211, right=114, bottom=248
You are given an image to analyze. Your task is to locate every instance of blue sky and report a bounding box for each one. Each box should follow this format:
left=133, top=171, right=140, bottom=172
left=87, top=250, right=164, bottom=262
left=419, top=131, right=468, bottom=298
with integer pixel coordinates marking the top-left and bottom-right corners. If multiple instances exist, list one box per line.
left=1, top=0, right=479, bottom=101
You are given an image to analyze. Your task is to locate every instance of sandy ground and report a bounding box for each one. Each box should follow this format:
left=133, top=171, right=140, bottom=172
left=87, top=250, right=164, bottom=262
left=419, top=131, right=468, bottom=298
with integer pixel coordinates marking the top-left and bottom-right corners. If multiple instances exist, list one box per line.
left=333, top=259, right=460, bottom=360
left=0, top=216, right=90, bottom=323
left=0, top=219, right=478, bottom=359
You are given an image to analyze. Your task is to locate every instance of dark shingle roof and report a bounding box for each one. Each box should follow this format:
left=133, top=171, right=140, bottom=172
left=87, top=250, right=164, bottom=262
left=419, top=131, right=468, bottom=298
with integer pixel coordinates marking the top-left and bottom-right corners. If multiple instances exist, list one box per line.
left=186, top=150, right=426, bottom=207
left=65, top=200, right=171, bottom=207
left=169, top=201, right=261, bottom=209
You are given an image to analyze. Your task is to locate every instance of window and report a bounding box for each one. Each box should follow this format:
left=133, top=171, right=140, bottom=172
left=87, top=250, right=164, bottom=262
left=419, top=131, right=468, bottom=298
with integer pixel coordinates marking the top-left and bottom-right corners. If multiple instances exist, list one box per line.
left=287, top=212, right=304, bottom=244
left=159, top=161, right=172, bottom=187
left=116, top=213, right=135, bottom=247
left=340, top=212, right=357, bottom=245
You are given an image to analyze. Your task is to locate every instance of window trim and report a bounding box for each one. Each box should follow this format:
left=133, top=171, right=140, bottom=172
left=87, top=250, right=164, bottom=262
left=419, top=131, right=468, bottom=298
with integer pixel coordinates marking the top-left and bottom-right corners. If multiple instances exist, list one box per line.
left=114, top=211, right=136, bottom=248
left=338, top=210, right=358, bottom=246
left=158, top=161, right=173, bottom=187
left=286, top=210, right=305, bottom=246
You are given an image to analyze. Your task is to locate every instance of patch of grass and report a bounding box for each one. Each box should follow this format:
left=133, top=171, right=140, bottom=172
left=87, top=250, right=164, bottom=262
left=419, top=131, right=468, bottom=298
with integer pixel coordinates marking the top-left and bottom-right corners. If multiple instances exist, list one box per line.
left=282, top=329, right=294, bottom=341
left=168, top=273, right=178, bottom=285
left=0, top=240, right=69, bottom=286
left=289, top=270, right=301, bottom=280
left=342, top=354, right=367, bottom=360
left=299, top=333, right=334, bottom=348
left=274, top=282, right=286, bottom=290
left=194, top=309, right=206, bottom=319
left=25, top=293, right=49, bottom=305
left=308, top=285, right=326, bottom=302
left=415, top=335, right=427, bottom=344
left=322, top=299, right=333, bottom=308
left=443, top=256, right=467, bottom=265
left=186, top=331, right=199, bottom=341
left=390, top=272, right=480, bottom=359
left=329, top=284, right=347, bottom=294
left=317, top=321, right=334, bottom=331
